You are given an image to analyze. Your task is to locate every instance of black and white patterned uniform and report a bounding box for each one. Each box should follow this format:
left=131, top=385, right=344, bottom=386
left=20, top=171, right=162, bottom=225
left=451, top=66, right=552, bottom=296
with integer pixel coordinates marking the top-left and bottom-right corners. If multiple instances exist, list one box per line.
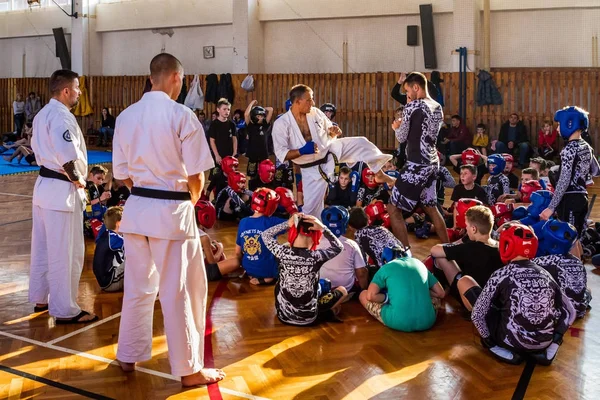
left=357, top=185, right=388, bottom=205
left=534, top=254, right=591, bottom=319
left=214, top=187, right=253, bottom=220
left=485, top=174, right=510, bottom=205
left=262, top=222, right=343, bottom=325
left=436, top=166, right=457, bottom=205
left=354, top=225, right=404, bottom=267
left=391, top=98, right=443, bottom=211
left=472, top=260, right=575, bottom=352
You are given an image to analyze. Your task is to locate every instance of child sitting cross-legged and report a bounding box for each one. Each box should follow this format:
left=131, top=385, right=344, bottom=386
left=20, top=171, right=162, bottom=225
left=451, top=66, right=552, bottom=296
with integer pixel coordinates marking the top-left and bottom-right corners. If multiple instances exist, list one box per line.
left=93, top=206, right=125, bottom=292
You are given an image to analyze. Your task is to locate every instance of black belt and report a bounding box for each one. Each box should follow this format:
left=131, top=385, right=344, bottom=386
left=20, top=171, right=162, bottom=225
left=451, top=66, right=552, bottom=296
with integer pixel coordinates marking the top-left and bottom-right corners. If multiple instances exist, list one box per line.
left=295, top=154, right=331, bottom=169
left=39, top=166, right=71, bottom=183
left=295, top=152, right=340, bottom=187
left=131, top=187, right=191, bottom=201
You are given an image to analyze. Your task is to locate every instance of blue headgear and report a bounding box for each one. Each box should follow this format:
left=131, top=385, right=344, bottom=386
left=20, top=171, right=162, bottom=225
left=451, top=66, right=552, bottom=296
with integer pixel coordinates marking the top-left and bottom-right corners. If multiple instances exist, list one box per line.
left=383, top=170, right=400, bottom=190
left=554, top=106, right=589, bottom=140
left=486, top=154, right=506, bottom=176
left=285, top=98, right=292, bottom=111
left=381, top=245, right=411, bottom=264
left=321, top=206, right=349, bottom=237
left=235, top=119, right=247, bottom=130
left=537, top=219, right=577, bottom=256
left=527, top=190, right=553, bottom=218
left=512, top=206, right=529, bottom=220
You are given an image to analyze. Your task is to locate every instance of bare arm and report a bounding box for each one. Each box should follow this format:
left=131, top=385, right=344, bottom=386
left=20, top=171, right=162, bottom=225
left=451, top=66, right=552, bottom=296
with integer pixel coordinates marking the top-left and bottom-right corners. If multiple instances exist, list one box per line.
left=356, top=268, right=369, bottom=290
left=265, top=107, right=274, bottom=123
left=209, top=138, right=221, bottom=163
left=366, top=282, right=386, bottom=303
left=430, top=244, right=447, bottom=258
left=188, top=173, right=203, bottom=205
left=284, top=149, right=302, bottom=161
left=244, top=100, right=256, bottom=125
left=201, top=235, right=217, bottom=264
left=429, top=282, right=445, bottom=299
left=232, top=135, right=238, bottom=156
left=120, top=178, right=133, bottom=190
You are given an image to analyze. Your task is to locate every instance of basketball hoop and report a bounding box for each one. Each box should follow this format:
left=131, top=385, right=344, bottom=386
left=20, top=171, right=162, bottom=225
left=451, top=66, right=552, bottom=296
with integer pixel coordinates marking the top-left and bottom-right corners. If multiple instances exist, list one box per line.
left=27, top=0, right=41, bottom=7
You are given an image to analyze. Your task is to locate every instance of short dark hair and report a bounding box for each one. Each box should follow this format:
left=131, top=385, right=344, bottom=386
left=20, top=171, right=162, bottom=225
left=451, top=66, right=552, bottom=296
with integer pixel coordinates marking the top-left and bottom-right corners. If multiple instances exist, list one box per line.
left=49, top=69, right=79, bottom=96
left=530, top=157, right=547, bottom=169
left=339, top=166, right=351, bottom=176
left=198, top=111, right=205, bottom=117
left=90, top=165, right=108, bottom=176
left=149, top=53, right=182, bottom=81
left=28, top=91, right=36, bottom=96
left=403, top=72, right=427, bottom=90
left=510, top=113, right=519, bottom=118
left=476, top=123, right=486, bottom=131
left=451, top=114, right=462, bottom=122
left=460, top=164, right=476, bottom=175
left=521, top=168, right=539, bottom=180
left=289, top=84, right=312, bottom=104
left=348, top=207, right=369, bottom=230
left=233, top=109, right=243, bottom=116
left=217, top=98, right=231, bottom=108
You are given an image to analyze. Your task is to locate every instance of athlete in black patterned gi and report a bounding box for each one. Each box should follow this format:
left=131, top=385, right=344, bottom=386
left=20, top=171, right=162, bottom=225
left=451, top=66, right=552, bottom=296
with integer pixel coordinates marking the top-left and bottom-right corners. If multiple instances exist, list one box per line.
left=388, top=72, right=448, bottom=246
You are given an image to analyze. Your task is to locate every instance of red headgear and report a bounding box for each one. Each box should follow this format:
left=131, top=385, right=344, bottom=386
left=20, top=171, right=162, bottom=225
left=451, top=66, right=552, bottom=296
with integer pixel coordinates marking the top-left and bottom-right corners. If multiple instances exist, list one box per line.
left=258, top=159, right=276, bottom=183
left=461, top=148, right=480, bottom=166
left=455, top=198, right=483, bottom=229
left=361, top=168, right=378, bottom=189
left=499, top=223, right=539, bottom=264
left=380, top=212, right=391, bottom=229
left=502, top=153, right=514, bottom=173
left=221, top=156, right=239, bottom=176
left=520, top=180, right=543, bottom=203
left=491, top=202, right=514, bottom=227
left=195, top=200, right=217, bottom=229
left=288, top=217, right=322, bottom=250
left=365, top=200, right=387, bottom=225
left=251, top=188, right=280, bottom=216
left=274, top=187, right=298, bottom=215
left=227, top=171, right=247, bottom=193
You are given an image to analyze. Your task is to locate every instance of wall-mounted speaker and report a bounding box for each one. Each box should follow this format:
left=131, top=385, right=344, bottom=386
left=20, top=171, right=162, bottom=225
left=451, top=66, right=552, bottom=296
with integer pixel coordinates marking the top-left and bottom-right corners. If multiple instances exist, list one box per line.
left=52, top=27, right=71, bottom=70
left=419, top=4, right=437, bottom=69
left=407, top=25, right=419, bottom=46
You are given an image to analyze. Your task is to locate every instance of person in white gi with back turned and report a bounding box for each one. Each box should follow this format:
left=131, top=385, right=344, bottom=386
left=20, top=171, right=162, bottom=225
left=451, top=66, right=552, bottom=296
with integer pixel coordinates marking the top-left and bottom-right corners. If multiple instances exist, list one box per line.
left=113, top=53, right=225, bottom=386
left=272, top=84, right=394, bottom=218
left=29, top=69, right=98, bottom=324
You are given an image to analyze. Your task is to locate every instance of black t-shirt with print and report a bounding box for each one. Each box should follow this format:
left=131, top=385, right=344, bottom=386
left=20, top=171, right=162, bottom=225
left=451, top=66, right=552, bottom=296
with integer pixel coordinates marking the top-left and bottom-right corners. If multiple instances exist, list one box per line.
left=208, top=119, right=236, bottom=158
left=450, top=183, right=489, bottom=205
left=246, top=121, right=270, bottom=161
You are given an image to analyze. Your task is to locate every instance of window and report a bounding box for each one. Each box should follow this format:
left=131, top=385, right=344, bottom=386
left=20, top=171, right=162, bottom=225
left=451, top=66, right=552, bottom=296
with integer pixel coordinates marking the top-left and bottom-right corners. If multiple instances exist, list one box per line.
left=0, top=0, right=72, bottom=12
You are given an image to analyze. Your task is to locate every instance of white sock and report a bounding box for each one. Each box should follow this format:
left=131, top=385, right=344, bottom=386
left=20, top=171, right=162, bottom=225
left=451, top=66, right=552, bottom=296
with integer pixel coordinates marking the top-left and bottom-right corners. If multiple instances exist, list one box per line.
left=490, top=346, right=516, bottom=361
left=546, top=343, right=560, bottom=360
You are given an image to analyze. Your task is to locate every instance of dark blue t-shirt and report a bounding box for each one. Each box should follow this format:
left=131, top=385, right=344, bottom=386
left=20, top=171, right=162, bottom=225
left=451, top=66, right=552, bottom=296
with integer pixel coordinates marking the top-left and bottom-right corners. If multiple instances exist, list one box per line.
left=507, top=126, right=517, bottom=143
left=236, top=215, right=286, bottom=278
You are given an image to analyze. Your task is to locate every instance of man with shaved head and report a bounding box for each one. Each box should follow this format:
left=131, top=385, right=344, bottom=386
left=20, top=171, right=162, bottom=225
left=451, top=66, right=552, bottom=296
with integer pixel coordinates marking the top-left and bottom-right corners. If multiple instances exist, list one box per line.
left=113, top=53, right=225, bottom=386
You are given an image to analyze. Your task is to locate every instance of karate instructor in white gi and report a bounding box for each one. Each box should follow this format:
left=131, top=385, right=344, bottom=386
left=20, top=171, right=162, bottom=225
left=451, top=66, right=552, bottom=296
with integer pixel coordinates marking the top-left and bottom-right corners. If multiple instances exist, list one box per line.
left=113, top=53, right=225, bottom=386
left=29, top=69, right=98, bottom=324
left=272, top=84, right=394, bottom=218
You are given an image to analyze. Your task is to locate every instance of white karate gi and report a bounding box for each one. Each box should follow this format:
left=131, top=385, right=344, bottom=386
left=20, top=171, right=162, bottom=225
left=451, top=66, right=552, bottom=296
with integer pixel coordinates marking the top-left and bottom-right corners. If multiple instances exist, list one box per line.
left=29, top=99, right=88, bottom=318
left=272, top=107, right=392, bottom=218
left=112, top=91, right=214, bottom=377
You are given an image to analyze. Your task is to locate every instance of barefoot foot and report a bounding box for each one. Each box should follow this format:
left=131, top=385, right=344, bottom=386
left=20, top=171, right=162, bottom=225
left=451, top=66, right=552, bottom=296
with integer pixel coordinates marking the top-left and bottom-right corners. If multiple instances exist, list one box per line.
left=181, top=368, right=226, bottom=387
left=117, top=360, right=136, bottom=372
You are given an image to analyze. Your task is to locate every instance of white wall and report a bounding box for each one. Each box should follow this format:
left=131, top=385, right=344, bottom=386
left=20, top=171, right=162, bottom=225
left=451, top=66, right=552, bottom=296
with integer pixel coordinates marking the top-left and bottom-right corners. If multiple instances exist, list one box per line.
left=101, top=24, right=234, bottom=75
left=263, top=13, right=454, bottom=73
left=0, top=35, right=66, bottom=77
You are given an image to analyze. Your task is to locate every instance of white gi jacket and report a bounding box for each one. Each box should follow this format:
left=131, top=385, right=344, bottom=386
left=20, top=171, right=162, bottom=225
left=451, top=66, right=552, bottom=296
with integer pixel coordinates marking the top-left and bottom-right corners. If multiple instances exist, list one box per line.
left=112, top=91, right=214, bottom=240
left=31, top=99, right=88, bottom=212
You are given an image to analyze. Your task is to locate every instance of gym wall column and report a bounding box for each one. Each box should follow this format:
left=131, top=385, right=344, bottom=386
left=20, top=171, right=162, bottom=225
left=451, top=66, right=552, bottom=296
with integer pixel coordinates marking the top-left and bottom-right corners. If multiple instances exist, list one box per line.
left=71, top=0, right=84, bottom=75
left=232, top=0, right=264, bottom=74
left=452, top=0, right=478, bottom=72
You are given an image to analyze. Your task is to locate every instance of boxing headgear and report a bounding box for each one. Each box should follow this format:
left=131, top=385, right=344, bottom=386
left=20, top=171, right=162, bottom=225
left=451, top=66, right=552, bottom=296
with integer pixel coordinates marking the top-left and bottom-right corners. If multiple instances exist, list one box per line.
left=288, top=217, right=323, bottom=250
left=221, top=156, right=239, bottom=176
left=321, top=206, right=349, bottom=237
left=487, top=154, right=506, bottom=176
left=527, top=190, right=553, bottom=218
left=381, top=245, right=411, bottom=265
left=275, top=187, right=298, bottom=215
left=380, top=212, right=391, bottom=229
left=250, top=106, right=267, bottom=124
left=520, top=180, right=543, bottom=203
left=361, top=168, right=378, bottom=189
left=365, top=200, right=387, bottom=225
left=491, top=202, right=514, bottom=226
left=285, top=98, right=292, bottom=111
left=498, top=223, right=539, bottom=264
left=320, top=103, right=337, bottom=118
left=461, top=148, right=480, bottom=166
left=512, top=206, right=529, bottom=220
left=554, top=106, right=589, bottom=140
left=502, top=153, right=514, bottom=173
left=258, top=159, right=276, bottom=183
left=538, top=219, right=577, bottom=256
left=227, top=171, right=247, bottom=193
left=251, top=187, right=280, bottom=216
left=195, top=200, right=217, bottom=229
left=455, top=198, right=483, bottom=229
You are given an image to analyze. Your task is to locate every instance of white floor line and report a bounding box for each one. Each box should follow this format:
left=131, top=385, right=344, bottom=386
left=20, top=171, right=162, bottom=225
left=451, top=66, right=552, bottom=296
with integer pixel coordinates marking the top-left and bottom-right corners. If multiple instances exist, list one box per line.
left=47, top=312, right=122, bottom=345
left=0, top=329, right=270, bottom=400
left=0, top=192, right=33, bottom=198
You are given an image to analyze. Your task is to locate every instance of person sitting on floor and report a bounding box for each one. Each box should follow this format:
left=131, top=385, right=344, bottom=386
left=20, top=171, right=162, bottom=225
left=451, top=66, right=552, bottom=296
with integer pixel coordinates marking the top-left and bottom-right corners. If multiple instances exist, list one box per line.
left=450, top=164, right=489, bottom=206
left=325, top=166, right=357, bottom=209
left=248, top=159, right=277, bottom=191
left=214, top=171, right=253, bottom=221
left=92, top=206, right=125, bottom=292
left=359, top=245, right=445, bottom=332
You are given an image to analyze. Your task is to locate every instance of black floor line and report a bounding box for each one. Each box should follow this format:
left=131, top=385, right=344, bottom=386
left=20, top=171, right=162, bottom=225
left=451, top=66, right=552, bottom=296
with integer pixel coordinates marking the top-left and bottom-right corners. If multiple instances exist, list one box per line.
left=0, top=218, right=32, bottom=227
left=512, top=359, right=536, bottom=400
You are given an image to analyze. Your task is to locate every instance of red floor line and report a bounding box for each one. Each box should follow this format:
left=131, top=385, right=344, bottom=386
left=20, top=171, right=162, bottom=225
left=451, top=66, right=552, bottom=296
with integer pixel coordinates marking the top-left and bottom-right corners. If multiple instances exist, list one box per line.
left=204, top=279, right=229, bottom=400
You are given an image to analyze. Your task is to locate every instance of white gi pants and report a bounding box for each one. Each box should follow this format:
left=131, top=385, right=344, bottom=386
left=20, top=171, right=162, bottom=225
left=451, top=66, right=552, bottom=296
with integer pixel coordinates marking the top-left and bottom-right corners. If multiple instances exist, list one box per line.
left=302, top=137, right=392, bottom=218
left=29, top=202, right=85, bottom=318
left=116, top=233, right=207, bottom=377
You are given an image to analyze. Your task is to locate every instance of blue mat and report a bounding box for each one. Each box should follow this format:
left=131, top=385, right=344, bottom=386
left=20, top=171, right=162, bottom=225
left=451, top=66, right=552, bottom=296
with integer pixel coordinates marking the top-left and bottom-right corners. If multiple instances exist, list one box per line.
left=0, top=150, right=112, bottom=176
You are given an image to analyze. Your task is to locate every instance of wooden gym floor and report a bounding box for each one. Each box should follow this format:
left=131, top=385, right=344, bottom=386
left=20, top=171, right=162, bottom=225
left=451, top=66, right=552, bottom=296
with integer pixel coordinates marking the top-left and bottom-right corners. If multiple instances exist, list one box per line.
left=0, top=168, right=599, bottom=400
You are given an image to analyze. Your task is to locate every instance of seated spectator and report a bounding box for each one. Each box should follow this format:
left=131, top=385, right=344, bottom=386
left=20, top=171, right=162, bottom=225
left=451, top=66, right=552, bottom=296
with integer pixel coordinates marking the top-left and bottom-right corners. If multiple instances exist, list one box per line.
left=2, top=145, right=36, bottom=165
left=537, top=118, right=558, bottom=159
left=262, top=214, right=348, bottom=326
left=494, top=113, right=531, bottom=168
left=325, top=166, right=357, bottom=208
left=359, top=245, right=445, bottom=332
left=85, top=165, right=111, bottom=221
left=106, top=177, right=130, bottom=207
left=92, top=206, right=125, bottom=292
left=356, top=168, right=389, bottom=207
left=99, top=107, right=115, bottom=147
left=502, top=153, right=520, bottom=189
left=248, top=159, right=277, bottom=191
left=1, top=123, right=33, bottom=154
left=497, top=167, right=547, bottom=203
left=449, top=148, right=487, bottom=186
left=319, top=206, right=368, bottom=299
left=472, top=123, right=489, bottom=156
left=443, top=115, right=472, bottom=155
left=450, top=165, right=489, bottom=206
left=215, top=171, right=253, bottom=221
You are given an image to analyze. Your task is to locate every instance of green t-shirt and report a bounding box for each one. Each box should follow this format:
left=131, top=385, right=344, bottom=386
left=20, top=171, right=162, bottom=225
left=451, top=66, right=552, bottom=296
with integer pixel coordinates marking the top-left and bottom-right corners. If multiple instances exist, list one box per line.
left=371, top=257, right=438, bottom=332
